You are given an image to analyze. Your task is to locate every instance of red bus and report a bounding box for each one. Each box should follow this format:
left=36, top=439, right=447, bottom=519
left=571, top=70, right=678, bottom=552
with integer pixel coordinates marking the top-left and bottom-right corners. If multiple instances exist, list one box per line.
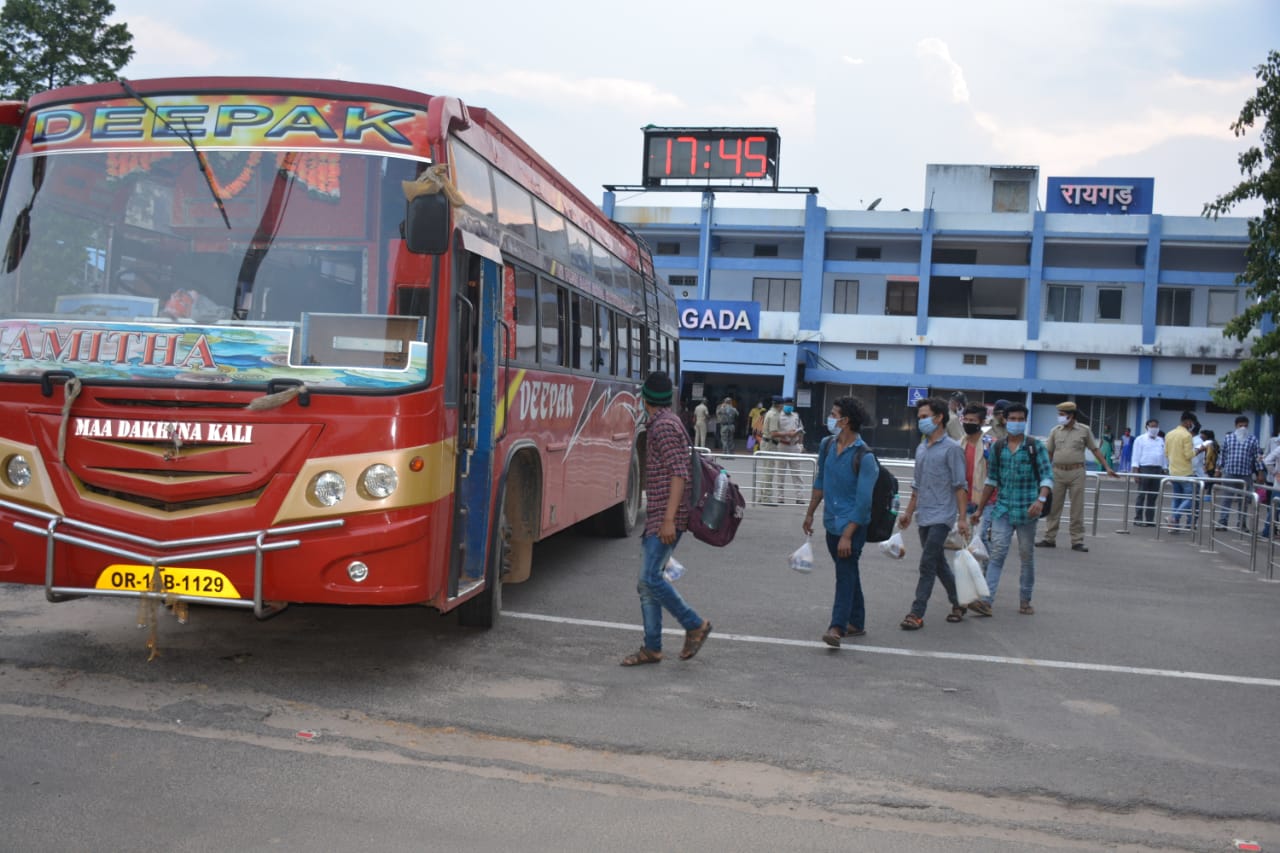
left=0, top=77, right=680, bottom=627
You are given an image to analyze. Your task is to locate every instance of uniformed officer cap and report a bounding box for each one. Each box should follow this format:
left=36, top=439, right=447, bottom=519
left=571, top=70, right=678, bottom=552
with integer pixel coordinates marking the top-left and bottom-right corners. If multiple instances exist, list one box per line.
left=1056, top=401, right=1077, bottom=413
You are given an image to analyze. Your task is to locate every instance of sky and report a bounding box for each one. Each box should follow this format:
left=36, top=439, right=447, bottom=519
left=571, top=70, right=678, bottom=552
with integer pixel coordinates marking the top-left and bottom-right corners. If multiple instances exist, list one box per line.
left=109, top=0, right=1276, bottom=218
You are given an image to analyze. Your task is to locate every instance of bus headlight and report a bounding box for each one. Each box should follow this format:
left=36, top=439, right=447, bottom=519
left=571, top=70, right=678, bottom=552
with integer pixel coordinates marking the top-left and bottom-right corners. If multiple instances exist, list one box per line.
left=309, top=470, right=346, bottom=506
left=5, top=454, right=31, bottom=489
left=360, top=464, right=398, bottom=499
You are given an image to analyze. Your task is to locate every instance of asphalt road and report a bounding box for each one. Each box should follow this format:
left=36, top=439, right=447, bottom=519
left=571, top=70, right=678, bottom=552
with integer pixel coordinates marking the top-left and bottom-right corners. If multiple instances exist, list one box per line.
left=2, top=504, right=1278, bottom=852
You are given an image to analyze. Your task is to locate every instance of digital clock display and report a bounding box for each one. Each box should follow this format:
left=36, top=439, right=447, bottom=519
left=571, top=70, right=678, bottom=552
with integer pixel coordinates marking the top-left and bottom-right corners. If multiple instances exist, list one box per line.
left=642, top=127, right=779, bottom=188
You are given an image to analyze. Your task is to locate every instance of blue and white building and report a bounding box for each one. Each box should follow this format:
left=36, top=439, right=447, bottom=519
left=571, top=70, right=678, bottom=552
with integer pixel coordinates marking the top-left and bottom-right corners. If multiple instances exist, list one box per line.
left=606, top=164, right=1268, bottom=457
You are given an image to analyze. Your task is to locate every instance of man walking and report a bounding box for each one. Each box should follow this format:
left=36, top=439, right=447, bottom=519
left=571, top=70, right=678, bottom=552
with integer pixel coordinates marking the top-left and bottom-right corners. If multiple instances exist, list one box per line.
left=1215, top=416, right=1265, bottom=532
left=620, top=371, right=711, bottom=666
left=771, top=396, right=807, bottom=503
left=716, top=396, right=739, bottom=453
left=959, top=403, right=991, bottom=534
left=1130, top=418, right=1166, bottom=527
left=896, top=397, right=969, bottom=630
left=803, top=395, right=877, bottom=647
left=1040, top=401, right=1117, bottom=551
left=692, top=398, right=709, bottom=449
left=969, top=402, right=1052, bottom=615
left=1164, top=411, right=1197, bottom=532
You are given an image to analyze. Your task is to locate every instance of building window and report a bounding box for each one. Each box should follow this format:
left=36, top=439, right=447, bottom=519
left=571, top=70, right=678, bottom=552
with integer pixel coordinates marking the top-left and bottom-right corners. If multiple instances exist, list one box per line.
left=1097, top=288, right=1123, bottom=321
left=1191, top=363, right=1217, bottom=376
left=1045, top=285, right=1082, bottom=322
left=855, top=349, right=879, bottom=360
left=1207, top=289, right=1237, bottom=327
left=656, top=241, right=680, bottom=255
left=1075, top=358, right=1101, bottom=371
left=855, top=246, right=881, bottom=260
left=885, top=279, right=918, bottom=316
left=668, top=275, right=697, bottom=297
left=992, top=180, right=1031, bottom=213
left=1156, top=288, right=1192, bottom=326
left=752, top=277, right=800, bottom=311
left=963, top=353, right=988, bottom=365
left=753, top=243, right=779, bottom=257
left=832, top=279, right=859, bottom=314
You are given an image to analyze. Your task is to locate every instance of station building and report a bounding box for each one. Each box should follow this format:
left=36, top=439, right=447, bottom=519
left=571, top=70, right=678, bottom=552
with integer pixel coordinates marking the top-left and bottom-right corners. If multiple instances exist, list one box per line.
left=605, top=165, right=1269, bottom=458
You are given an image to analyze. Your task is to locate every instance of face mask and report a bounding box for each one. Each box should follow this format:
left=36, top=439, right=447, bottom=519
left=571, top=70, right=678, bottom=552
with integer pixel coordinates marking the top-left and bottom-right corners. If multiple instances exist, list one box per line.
left=962, top=423, right=981, bottom=435
left=1236, top=427, right=1249, bottom=440
left=1057, top=415, right=1069, bottom=426
left=1007, top=421, right=1027, bottom=435
left=826, top=416, right=841, bottom=434
left=918, top=417, right=937, bottom=436
left=1147, top=427, right=1159, bottom=438
left=783, top=406, right=794, bottom=414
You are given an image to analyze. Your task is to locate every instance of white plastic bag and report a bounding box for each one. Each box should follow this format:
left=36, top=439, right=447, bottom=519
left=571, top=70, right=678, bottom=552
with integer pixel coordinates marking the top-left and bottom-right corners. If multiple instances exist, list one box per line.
left=947, top=548, right=990, bottom=606
left=663, top=556, right=686, bottom=582
left=967, top=530, right=989, bottom=565
left=789, top=539, right=814, bottom=573
left=879, top=530, right=906, bottom=559
left=944, top=524, right=967, bottom=550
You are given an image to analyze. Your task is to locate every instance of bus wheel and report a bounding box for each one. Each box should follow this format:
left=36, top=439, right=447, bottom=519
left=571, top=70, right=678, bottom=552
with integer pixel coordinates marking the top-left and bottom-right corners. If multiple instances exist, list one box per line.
left=458, top=486, right=508, bottom=628
left=595, top=449, right=640, bottom=538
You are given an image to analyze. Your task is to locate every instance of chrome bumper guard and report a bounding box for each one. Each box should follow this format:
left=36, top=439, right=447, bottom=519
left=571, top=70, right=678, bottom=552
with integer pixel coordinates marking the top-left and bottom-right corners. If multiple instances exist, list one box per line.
left=2, top=498, right=344, bottom=619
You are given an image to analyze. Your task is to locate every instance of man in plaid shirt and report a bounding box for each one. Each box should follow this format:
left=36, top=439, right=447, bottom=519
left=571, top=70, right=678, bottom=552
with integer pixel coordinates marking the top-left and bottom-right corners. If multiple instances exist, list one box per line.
left=620, top=371, right=712, bottom=666
left=1215, top=415, right=1265, bottom=531
left=969, top=403, right=1053, bottom=615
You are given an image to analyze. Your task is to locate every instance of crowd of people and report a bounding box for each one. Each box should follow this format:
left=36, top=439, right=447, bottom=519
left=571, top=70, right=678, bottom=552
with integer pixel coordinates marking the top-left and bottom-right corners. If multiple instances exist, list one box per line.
left=629, top=379, right=1277, bottom=664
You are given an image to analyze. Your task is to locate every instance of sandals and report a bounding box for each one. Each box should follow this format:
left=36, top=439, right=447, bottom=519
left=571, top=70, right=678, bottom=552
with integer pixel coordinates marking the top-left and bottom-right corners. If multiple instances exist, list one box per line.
left=680, top=621, right=713, bottom=660
left=1019, top=601, right=1035, bottom=615
left=945, top=606, right=965, bottom=623
left=845, top=625, right=867, bottom=637
left=620, top=647, right=662, bottom=666
left=899, top=614, right=923, bottom=630
left=966, top=600, right=993, bottom=617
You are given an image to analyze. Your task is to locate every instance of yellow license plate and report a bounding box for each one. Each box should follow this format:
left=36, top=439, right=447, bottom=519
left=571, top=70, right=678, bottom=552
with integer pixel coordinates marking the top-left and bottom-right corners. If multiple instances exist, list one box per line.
left=95, top=564, right=241, bottom=599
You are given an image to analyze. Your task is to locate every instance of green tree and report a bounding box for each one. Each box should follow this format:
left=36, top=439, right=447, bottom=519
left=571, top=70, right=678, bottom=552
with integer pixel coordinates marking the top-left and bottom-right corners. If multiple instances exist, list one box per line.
left=0, top=0, right=134, bottom=176
left=1204, top=50, right=1280, bottom=417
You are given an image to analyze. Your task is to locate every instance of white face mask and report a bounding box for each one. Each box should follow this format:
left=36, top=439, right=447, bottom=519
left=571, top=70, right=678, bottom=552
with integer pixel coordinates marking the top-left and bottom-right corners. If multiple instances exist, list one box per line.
left=1147, top=427, right=1159, bottom=438
left=1057, top=415, right=1069, bottom=426
left=1236, top=427, right=1250, bottom=440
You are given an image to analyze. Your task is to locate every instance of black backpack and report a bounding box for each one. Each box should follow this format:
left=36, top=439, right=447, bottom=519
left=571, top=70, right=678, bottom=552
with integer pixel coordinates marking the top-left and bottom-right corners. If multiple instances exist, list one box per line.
left=685, top=448, right=745, bottom=547
left=818, top=437, right=899, bottom=543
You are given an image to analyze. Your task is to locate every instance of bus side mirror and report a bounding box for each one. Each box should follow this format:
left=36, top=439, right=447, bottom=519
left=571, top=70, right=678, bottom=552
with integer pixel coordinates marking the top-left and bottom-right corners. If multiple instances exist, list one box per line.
left=404, top=193, right=450, bottom=255
left=0, top=101, right=24, bottom=127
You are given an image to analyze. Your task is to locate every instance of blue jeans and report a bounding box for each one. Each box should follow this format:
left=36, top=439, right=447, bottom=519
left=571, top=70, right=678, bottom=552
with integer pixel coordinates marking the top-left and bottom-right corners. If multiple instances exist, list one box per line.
left=1170, top=480, right=1193, bottom=528
left=911, top=523, right=960, bottom=619
left=826, top=528, right=868, bottom=632
left=983, top=514, right=1036, bottom=605
left=637, top=533, right=702, bottom=653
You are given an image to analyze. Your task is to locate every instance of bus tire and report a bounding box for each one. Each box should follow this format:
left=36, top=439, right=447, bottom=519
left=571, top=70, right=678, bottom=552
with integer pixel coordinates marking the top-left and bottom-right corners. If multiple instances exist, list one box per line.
left=457, top=485, right=507, bottom=628
left=595, top=448, right=641, bottom=538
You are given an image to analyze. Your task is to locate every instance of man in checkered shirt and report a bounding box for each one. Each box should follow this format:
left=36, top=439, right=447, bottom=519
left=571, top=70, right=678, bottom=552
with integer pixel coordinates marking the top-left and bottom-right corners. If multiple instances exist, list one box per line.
left=1215, top=415, right=1265, bottom=532
left=620, top=371, right=712, bottom=666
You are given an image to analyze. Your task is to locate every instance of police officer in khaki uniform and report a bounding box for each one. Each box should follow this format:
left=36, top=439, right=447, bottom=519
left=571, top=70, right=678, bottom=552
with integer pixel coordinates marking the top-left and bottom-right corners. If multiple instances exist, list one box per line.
left=1039, top=401, right=1119, bottom=551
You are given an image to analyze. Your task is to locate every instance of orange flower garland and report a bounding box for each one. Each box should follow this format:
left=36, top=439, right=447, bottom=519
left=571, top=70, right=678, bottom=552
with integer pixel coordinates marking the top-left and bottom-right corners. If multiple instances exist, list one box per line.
left=204, top=151, right=263, bottom=199
left=106, top=150, right=174, bottom=179
left=279, top=152, right=341, bottom=200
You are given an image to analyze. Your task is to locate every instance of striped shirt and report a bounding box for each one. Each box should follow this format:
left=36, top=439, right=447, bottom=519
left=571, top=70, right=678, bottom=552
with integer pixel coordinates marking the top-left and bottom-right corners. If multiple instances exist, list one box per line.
left=644, top=406, right=692, bottom=536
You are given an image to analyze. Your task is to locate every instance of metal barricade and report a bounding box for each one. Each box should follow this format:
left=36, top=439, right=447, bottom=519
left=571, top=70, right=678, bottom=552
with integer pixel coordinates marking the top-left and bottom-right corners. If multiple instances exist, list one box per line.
left=1205, top=483, right=1260, bottom=572
left=1153, top=476, right=1205, bottom=544
left=1266, top=495, right=1279, bottom=581
left=704, top=449, right=915, bottom=510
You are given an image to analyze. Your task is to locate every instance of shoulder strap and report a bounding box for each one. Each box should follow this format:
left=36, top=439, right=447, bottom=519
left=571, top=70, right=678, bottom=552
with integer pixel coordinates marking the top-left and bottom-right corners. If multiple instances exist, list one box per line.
left=1026, top=437, right=1043, bottom=483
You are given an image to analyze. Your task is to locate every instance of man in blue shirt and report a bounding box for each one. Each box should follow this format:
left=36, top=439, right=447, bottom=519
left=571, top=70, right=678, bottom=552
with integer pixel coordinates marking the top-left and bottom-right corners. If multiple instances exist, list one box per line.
left=896, top=397, right=970, bottom=630
left=804, top=395, right=877, bottom=647
left=1215, top=415, right=1265, bottom=531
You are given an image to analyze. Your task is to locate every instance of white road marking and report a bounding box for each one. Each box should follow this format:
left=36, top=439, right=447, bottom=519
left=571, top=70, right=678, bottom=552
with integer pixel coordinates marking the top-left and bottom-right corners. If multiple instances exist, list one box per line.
left=504, top=610, right=1280, bottom=688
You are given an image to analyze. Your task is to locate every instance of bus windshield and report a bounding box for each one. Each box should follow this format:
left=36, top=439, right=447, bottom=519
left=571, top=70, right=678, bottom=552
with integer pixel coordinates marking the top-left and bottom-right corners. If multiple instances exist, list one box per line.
left=0, top=146, right=433, bottom=385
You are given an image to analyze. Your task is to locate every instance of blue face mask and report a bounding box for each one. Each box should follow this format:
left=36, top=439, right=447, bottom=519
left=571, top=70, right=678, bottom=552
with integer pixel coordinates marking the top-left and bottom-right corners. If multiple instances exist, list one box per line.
left=826, top=416, right=840, bottom=434
left=783, top=406, right=794, bottom=414
left=1007, top=421, right=1027, bottom=435
left=918, top=417, right=936, bottom=436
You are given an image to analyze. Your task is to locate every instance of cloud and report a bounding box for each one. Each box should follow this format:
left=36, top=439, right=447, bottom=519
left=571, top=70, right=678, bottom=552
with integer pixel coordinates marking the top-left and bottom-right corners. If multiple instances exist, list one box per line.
left=915, top=37, right=970, bottom=104
left=841, top=56, right=865, bottom=66
left=706, top=87, right=818, bottom=139
left=122, top=15, right=222, bottom=71
left=422, top=69, right=683, bottom=112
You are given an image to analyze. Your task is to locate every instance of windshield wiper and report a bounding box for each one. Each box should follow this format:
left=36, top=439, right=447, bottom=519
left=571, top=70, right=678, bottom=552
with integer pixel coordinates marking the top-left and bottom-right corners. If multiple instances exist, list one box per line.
left=118, top=78, right=230, bottom=229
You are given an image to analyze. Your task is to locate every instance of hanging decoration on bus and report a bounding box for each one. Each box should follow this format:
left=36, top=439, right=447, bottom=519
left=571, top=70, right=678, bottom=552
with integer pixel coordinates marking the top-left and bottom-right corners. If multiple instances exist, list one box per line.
left=23, top=94, right=429, bottom=156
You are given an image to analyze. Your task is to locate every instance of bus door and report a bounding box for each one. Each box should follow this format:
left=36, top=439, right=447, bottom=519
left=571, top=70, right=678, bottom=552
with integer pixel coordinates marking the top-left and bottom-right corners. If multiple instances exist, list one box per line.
left=447, top=246, right=503, bottom=600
